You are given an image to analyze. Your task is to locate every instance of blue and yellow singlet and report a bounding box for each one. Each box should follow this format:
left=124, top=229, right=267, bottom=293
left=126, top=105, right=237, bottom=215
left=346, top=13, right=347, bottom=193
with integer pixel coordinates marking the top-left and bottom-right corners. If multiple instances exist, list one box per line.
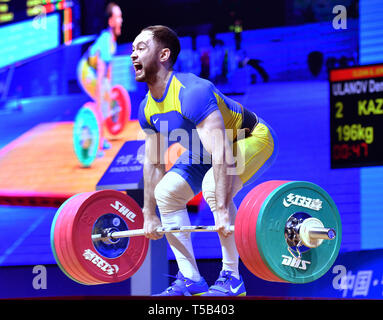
left=138, top=71, right=245, bottom=155
left=138, top=71, right=277, bottom=192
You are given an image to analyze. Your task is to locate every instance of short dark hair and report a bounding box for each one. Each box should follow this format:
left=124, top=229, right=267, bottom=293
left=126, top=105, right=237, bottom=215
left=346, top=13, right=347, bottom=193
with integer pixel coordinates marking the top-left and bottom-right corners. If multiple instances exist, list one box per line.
left=141, top=25, right=181, bottom=67
left=105, top=2, right=118, bottom=24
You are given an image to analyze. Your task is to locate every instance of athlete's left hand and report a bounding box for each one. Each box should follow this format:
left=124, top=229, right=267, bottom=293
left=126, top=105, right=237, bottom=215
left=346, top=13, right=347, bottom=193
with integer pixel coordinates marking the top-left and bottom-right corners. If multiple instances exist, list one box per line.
left=215, top=209, right=233, bottom=238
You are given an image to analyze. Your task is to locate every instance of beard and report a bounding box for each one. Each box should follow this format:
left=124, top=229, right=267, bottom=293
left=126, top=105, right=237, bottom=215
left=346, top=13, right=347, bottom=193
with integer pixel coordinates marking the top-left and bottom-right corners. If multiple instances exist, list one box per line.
left=135, top=59, right=160, bottom=83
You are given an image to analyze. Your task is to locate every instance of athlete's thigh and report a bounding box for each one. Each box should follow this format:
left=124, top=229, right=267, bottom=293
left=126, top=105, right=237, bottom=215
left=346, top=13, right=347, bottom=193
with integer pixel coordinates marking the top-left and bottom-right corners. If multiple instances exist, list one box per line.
left=169, top=149, right=212, bottom=195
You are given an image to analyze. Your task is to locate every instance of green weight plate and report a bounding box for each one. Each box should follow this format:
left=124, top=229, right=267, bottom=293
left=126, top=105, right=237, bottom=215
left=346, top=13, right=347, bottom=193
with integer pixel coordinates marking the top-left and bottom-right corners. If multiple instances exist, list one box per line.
left=73, top=106, right=100, bottom=167
left=256, top=181, right=342, bottom=284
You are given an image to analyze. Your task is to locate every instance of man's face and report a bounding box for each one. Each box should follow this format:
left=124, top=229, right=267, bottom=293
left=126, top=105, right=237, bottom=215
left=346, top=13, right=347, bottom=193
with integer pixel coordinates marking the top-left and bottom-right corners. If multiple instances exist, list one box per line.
left=131, top=31, right=161, bottom=83
left=109, top=6, right=123, bottom=37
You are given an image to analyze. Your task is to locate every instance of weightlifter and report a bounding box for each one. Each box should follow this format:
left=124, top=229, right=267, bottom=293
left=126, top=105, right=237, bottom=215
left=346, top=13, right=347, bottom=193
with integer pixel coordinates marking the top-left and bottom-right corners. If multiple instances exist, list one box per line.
left=77, top=2, right=123, bottom=150
left=131, top=25, right=278, bottom=296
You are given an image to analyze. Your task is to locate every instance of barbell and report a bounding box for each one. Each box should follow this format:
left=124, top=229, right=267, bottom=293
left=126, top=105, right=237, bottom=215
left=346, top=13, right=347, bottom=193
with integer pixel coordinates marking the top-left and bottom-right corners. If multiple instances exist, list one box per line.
left=50, top=180, right=342, bottom=285
left=91, top=224, right=335, bottom=243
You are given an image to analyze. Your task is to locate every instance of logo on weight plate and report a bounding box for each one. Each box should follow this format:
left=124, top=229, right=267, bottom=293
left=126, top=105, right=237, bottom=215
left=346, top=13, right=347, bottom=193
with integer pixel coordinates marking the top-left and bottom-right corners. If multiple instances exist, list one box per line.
left=282, top=193, right=323, bottom=211
left=83, top=249, right=119, bottom=275
left=110, top=201, right=136, bottom=222
left=281, top=255, right=311, bottom=270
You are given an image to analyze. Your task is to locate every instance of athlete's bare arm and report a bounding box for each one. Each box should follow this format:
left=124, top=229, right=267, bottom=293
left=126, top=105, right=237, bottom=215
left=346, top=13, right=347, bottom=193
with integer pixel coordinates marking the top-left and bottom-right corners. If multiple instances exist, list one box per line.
left=196, top=110, right=241, bottom=238
left=142, top=131, right=166, bottom=240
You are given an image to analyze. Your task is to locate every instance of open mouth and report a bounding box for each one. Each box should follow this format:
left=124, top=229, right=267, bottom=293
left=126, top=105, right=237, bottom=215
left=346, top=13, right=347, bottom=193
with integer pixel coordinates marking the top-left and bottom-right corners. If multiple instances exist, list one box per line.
left=133, top=63, right=143, bottom=75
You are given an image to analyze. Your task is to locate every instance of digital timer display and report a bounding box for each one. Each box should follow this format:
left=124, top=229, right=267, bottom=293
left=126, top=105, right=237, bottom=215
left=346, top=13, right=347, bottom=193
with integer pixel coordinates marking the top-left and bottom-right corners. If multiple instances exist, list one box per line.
left=330, top=64, right=383, bottom=168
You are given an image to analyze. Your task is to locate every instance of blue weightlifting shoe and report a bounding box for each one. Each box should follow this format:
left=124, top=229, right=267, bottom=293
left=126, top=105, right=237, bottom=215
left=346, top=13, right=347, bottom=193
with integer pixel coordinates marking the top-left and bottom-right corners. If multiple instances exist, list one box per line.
left=202, top=270, right=246, bottom=296
left=154, top=271, right=209, bottom=296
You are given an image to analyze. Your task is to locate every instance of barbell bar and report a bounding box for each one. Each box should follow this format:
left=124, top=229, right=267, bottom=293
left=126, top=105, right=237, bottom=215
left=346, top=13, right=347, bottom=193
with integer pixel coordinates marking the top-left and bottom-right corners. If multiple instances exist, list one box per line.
left=91, top=225, right=335, bottom=242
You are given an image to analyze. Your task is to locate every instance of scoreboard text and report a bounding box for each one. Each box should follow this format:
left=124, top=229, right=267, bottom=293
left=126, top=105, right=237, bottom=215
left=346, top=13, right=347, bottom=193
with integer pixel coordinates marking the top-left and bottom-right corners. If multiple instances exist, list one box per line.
left=330, top=64, right=383, bottom=168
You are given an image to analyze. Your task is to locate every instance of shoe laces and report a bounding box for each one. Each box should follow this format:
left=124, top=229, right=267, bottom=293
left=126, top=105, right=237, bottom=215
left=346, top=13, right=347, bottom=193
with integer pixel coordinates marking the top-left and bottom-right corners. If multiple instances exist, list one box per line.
left=209, top=271, right=232, bottom=293
left=215, top=271, right=232, bottom=285
left=163, top=273, right=188, bottom=294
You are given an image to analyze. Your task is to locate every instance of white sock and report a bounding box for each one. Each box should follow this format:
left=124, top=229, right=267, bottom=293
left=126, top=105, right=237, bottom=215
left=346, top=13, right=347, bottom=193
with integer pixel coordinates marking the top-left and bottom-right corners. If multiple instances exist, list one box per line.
left=213, top=201, right=240, bottom=280
left=160, top=209, right=201, bottom=282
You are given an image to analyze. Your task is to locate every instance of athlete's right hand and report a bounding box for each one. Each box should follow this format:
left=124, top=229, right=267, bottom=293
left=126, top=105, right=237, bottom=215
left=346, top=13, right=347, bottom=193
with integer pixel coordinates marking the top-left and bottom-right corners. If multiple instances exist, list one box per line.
left=143, top=214, right=163, bottom=240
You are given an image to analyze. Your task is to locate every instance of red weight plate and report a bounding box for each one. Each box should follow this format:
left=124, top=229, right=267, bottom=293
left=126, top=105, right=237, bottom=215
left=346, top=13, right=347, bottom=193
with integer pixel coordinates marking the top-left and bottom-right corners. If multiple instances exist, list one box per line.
left=53, top=194, right=86, bottom=283
left=83, top=102, right=104, bottom=151
left=235, top=183, right=266, bottom=280
left=60, top=191, right=106, bottom=284
left=245, top=181, right=288, bottom=282
left=105, top=85, right=131, bottom=135
left=59, top=192, right=105, bottom=284
left=244, top=184, right=278, bottom=281
left=70, top=190, right=148, bottom=283
left=53, top=193, right=97, bottom=284
left=253, top=181, right=292, bottom=282
left=244, top=182, right=279, bottom=281
left=51, top=195, right=86, bottom=284
left=238, top=182, right=280, bottom=281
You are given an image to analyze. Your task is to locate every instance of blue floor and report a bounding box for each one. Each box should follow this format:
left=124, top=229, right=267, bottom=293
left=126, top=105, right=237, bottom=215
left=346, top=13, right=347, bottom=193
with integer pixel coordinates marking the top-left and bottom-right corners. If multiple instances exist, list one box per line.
left=0, top=205, right=56, bottom=266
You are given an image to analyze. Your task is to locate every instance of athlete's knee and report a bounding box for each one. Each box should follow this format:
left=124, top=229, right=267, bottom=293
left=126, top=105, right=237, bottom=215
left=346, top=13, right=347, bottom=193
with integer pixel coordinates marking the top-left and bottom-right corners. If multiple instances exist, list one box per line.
left=154, top=178, right=177, bottom=213
left=154, top=172, right=194, bottom=214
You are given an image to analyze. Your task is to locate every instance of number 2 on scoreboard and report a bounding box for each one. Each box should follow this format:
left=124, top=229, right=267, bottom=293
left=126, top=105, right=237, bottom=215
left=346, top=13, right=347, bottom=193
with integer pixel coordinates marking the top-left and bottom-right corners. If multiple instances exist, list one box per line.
left=335, top=102, right=344, bottom=118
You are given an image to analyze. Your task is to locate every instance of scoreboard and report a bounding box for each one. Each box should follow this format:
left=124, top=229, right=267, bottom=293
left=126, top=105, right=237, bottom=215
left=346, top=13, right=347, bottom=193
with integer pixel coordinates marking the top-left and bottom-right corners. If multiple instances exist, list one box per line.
left=0, top=0, right=71, bottom=24
left=330, top=64, right=383, bottom=168
left=0, top=0, right=73, bottom=44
